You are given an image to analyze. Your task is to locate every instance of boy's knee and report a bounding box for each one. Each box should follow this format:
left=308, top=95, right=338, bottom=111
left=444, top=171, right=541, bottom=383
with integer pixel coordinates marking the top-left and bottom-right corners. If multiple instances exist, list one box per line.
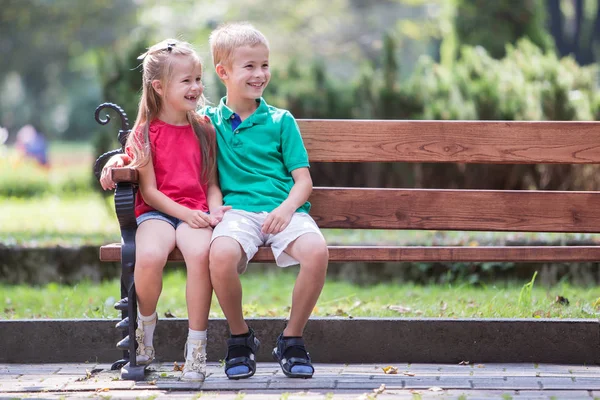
left=209, top=237, right=243, bottom=269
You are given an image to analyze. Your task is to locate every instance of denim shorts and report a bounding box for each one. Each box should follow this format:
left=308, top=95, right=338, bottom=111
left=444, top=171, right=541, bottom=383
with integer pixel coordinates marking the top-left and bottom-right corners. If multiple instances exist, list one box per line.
left=136, top=210, right=183, bottom=229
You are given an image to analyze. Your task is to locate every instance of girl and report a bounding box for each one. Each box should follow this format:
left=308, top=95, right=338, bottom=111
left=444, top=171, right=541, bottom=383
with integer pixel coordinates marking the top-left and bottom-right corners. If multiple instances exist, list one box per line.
left=101, top=39, right=228, bottom=381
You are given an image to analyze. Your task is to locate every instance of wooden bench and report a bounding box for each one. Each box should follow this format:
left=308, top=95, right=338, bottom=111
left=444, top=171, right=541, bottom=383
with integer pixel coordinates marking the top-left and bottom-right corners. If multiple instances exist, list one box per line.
left=94, top=103, right=600, bottom=379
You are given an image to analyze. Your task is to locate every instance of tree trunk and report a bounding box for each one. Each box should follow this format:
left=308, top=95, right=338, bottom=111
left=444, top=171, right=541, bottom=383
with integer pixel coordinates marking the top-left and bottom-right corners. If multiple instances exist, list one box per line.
left=548, top=0, right=567, bottom=56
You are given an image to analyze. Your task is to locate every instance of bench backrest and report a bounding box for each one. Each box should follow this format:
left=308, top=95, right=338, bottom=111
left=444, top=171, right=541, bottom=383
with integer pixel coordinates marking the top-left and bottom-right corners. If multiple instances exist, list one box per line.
left=110, top=119, right=600, bottom=262
left=300, top=120, right=600, bottom=233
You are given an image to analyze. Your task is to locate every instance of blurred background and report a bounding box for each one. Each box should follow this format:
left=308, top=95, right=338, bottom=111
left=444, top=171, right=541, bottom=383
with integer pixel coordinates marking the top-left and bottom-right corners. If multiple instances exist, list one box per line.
left=2, top=0, right=600, bottom=290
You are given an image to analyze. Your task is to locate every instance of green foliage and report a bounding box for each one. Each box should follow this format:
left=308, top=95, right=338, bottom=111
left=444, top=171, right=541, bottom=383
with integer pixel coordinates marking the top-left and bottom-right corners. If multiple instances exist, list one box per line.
left=453, top=0, right=553, bottom=59
left=0, top=153, right=92, bottom=198
left=0, top=0, right=138, bottom=139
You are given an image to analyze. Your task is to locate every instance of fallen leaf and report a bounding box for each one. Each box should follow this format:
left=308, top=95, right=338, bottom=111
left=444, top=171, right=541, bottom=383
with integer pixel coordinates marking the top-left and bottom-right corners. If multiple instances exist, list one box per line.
left=373, top=383, right=386, bottom=394
left=148, top=380, right=157, bottom=385
left=592, top=297, right=600, bottom=309
left=476, top=364, right=485, bottom=368
left=389, top=305, right=411, bottom=314
left=173, top=361, right=183, bottom=372
left=458, top=361, right=470, bottom=365
left=95, top=388, right=110, bottom=392
left=555, top=295, right=570, bottom=306
left=428, top=386, right=443, bottom=392
left=382, top=366, right=398, bottom=374
left=164, top=310, right=176, bottom=318
left=403, top=371, right=415, bottom=376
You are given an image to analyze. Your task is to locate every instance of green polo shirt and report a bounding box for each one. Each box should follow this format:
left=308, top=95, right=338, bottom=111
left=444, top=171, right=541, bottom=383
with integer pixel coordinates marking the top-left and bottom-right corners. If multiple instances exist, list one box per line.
left=203, top=97, right=310, bottom=213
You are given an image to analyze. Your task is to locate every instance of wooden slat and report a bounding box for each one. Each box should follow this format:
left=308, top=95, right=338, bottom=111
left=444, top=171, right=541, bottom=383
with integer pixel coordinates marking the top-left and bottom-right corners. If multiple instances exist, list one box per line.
left=298, top=120, right=600, bottom=164
left=308, top=188, right=600, bottom=232
left=103, top=185, right=600, bottom=232
left=113, top=167, right=138, bottom=183
left=100, top=243, right=600, bottom=263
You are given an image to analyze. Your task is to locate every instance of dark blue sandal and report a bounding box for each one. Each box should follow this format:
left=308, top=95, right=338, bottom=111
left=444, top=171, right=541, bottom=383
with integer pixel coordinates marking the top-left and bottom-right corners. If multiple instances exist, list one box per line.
left=272, top=334, right=314, bottom=379
left=224, top=329, right=260, bottom=380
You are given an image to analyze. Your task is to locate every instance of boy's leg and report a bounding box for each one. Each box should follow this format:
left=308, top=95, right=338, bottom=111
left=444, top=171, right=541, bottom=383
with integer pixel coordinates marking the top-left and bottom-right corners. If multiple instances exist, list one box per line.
left=134, top=219, right=176, bottom=364
left=209, top=236, right=247, bottom=333
left=269, top=214, right=328, bottom=378
left=175, top=223, right=213, bottom=381
left=210, top=210, right=263, bottom=379
left=282, top=233, right=329, bottom=336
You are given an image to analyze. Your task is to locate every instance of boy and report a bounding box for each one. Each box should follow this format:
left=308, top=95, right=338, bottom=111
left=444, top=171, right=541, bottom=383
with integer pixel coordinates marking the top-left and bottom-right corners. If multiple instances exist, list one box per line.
left=205, top=22, right=328, bottom=380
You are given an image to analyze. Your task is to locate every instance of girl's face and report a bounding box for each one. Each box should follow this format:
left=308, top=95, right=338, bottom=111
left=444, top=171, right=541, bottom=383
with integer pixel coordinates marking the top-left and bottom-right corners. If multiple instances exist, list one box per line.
left=154, top=55, right=203, bottom=122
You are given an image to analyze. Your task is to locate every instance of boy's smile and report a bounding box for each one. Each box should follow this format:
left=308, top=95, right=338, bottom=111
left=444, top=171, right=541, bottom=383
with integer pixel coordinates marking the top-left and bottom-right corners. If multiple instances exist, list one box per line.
left=220, top=44, right=271, bottom=104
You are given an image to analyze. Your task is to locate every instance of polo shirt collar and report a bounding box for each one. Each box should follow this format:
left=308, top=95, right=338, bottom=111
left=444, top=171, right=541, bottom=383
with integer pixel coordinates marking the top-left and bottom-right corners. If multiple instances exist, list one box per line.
left=218, top=97, right=269, bottom=125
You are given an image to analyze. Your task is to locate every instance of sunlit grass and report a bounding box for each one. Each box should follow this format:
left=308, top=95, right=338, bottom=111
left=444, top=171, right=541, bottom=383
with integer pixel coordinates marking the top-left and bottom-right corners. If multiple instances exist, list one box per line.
left=1, top=269, right=598, bottom=320
left=0, top=194, right=119, bottom=246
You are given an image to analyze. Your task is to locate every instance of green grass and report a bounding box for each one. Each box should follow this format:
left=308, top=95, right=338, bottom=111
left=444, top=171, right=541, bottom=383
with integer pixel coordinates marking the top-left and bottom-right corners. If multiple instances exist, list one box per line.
left=0, top=194, right=119, bottom=246
left=1, top=269, right=599, bottom=319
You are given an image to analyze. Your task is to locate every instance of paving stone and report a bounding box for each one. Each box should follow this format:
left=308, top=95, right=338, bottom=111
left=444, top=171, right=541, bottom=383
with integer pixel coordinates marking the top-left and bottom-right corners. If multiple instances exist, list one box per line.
left=519, top=390, right=594, bottom=399
left=63, top=378, right=135, bottom=391
left=268, top=378, right=336, bottom=390
left=0, top=365, right=61, bottom=375
left=471, top=377, right=542, bottom=390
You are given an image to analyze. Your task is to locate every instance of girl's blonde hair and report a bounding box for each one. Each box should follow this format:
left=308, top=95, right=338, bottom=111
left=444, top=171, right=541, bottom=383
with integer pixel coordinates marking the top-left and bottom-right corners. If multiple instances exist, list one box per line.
left=209, top=22, right=269, bottom=69
left=126, top=38, right=215, bottom=183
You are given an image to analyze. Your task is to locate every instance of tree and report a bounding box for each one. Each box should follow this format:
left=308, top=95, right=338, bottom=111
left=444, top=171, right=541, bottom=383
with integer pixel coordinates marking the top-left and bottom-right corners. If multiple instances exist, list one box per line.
left=0, top=0, right=137, bottom=139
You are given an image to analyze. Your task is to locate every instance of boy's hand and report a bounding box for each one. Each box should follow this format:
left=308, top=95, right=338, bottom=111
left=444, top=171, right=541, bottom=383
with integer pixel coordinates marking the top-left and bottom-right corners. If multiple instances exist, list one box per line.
left=210, top=205, right=232, bottom=227
left=100, top=154, right=130, bottom=190
left=184, top=209, right=212, bottom=229
left=262, top=205, right=294, bottom=234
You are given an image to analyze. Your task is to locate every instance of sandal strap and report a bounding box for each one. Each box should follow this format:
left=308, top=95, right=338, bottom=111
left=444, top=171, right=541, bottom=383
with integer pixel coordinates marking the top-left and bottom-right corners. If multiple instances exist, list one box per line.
left=287, top=356, right=312, bottom=367
left=226, top=356, right=255, bottom=368
left=278, top=337, right=310, bottom=358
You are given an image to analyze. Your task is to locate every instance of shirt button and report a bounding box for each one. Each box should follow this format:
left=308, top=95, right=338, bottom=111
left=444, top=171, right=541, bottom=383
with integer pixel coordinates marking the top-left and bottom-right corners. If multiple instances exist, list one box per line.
left=230, top=115, right=235, bottom=119
left=234, top=130, right=239, bottom=134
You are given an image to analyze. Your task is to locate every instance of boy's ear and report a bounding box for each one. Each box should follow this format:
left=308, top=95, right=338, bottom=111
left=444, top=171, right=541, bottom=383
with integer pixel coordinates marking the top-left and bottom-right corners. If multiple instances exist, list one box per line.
left=215, top=63, right=229, bottom=80
left=151, top=79, right=164, bottom=96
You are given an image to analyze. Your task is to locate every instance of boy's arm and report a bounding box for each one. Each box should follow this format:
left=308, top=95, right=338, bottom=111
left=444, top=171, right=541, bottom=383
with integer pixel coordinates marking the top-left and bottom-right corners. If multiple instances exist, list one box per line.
left=261, top=167, right=312, bottom=234
left=137, top=160, right=211, bottom=229
left=100, top=154, right=131, bottom=190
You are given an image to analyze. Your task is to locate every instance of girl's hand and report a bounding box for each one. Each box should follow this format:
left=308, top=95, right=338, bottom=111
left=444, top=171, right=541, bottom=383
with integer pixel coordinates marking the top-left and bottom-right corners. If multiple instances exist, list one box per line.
left=100, top=155, right=129, bottom=190
left=184, top=209, right=212, bottom=229
left=210, top=206, right=232, bottom=227
left=261, top=205, right=294, bottom=234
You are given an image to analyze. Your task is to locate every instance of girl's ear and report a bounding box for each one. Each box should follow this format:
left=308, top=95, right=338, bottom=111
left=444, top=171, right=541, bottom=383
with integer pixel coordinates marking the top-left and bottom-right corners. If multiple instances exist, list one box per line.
left=215, top=64, right=228, bottom=80
left=151, top=79, right=164, bottom=96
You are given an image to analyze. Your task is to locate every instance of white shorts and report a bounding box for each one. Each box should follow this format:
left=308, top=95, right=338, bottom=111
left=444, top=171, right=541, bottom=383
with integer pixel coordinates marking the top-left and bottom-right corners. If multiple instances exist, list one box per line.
left=211, top=209, right=324, bottom=273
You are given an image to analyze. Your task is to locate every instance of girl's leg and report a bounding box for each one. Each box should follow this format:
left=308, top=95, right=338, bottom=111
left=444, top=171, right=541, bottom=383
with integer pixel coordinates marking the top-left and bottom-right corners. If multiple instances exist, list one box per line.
left=135, top=219, right=176, bottom=315
left=134, top=219, right=176, bottom=364
left=175, top=223, right=213, bottom=381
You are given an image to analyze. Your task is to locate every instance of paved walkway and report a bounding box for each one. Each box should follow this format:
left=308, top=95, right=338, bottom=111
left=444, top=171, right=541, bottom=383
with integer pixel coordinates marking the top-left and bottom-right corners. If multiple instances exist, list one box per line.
left=1, top=362, right=599, bottom=399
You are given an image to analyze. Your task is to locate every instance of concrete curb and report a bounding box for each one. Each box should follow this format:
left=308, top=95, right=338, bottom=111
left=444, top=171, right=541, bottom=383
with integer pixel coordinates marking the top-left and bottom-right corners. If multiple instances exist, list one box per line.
left=2, top=318, right=598, bottom=364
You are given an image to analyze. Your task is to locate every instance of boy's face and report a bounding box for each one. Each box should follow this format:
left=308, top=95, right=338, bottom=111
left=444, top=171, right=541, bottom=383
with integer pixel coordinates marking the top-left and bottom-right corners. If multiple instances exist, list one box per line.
left=218, top=44, right=270, bottom=102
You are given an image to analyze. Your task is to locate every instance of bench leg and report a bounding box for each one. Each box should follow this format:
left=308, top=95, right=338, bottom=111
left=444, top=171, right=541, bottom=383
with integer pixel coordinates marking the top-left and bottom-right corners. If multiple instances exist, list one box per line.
left=113, top=182, right=146, bottom=381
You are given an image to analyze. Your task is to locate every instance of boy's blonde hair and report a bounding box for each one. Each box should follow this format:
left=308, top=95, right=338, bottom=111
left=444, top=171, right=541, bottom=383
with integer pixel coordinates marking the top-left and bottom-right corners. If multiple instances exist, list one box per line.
left=126, top=38, right=215, bottom=182
left=209, top=22, right=269, bottom=68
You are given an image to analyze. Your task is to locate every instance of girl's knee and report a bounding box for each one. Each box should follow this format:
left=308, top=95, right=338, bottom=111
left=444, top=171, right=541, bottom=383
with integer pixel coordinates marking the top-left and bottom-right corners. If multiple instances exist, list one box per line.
left=136, top=247, right=169, bottom=269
